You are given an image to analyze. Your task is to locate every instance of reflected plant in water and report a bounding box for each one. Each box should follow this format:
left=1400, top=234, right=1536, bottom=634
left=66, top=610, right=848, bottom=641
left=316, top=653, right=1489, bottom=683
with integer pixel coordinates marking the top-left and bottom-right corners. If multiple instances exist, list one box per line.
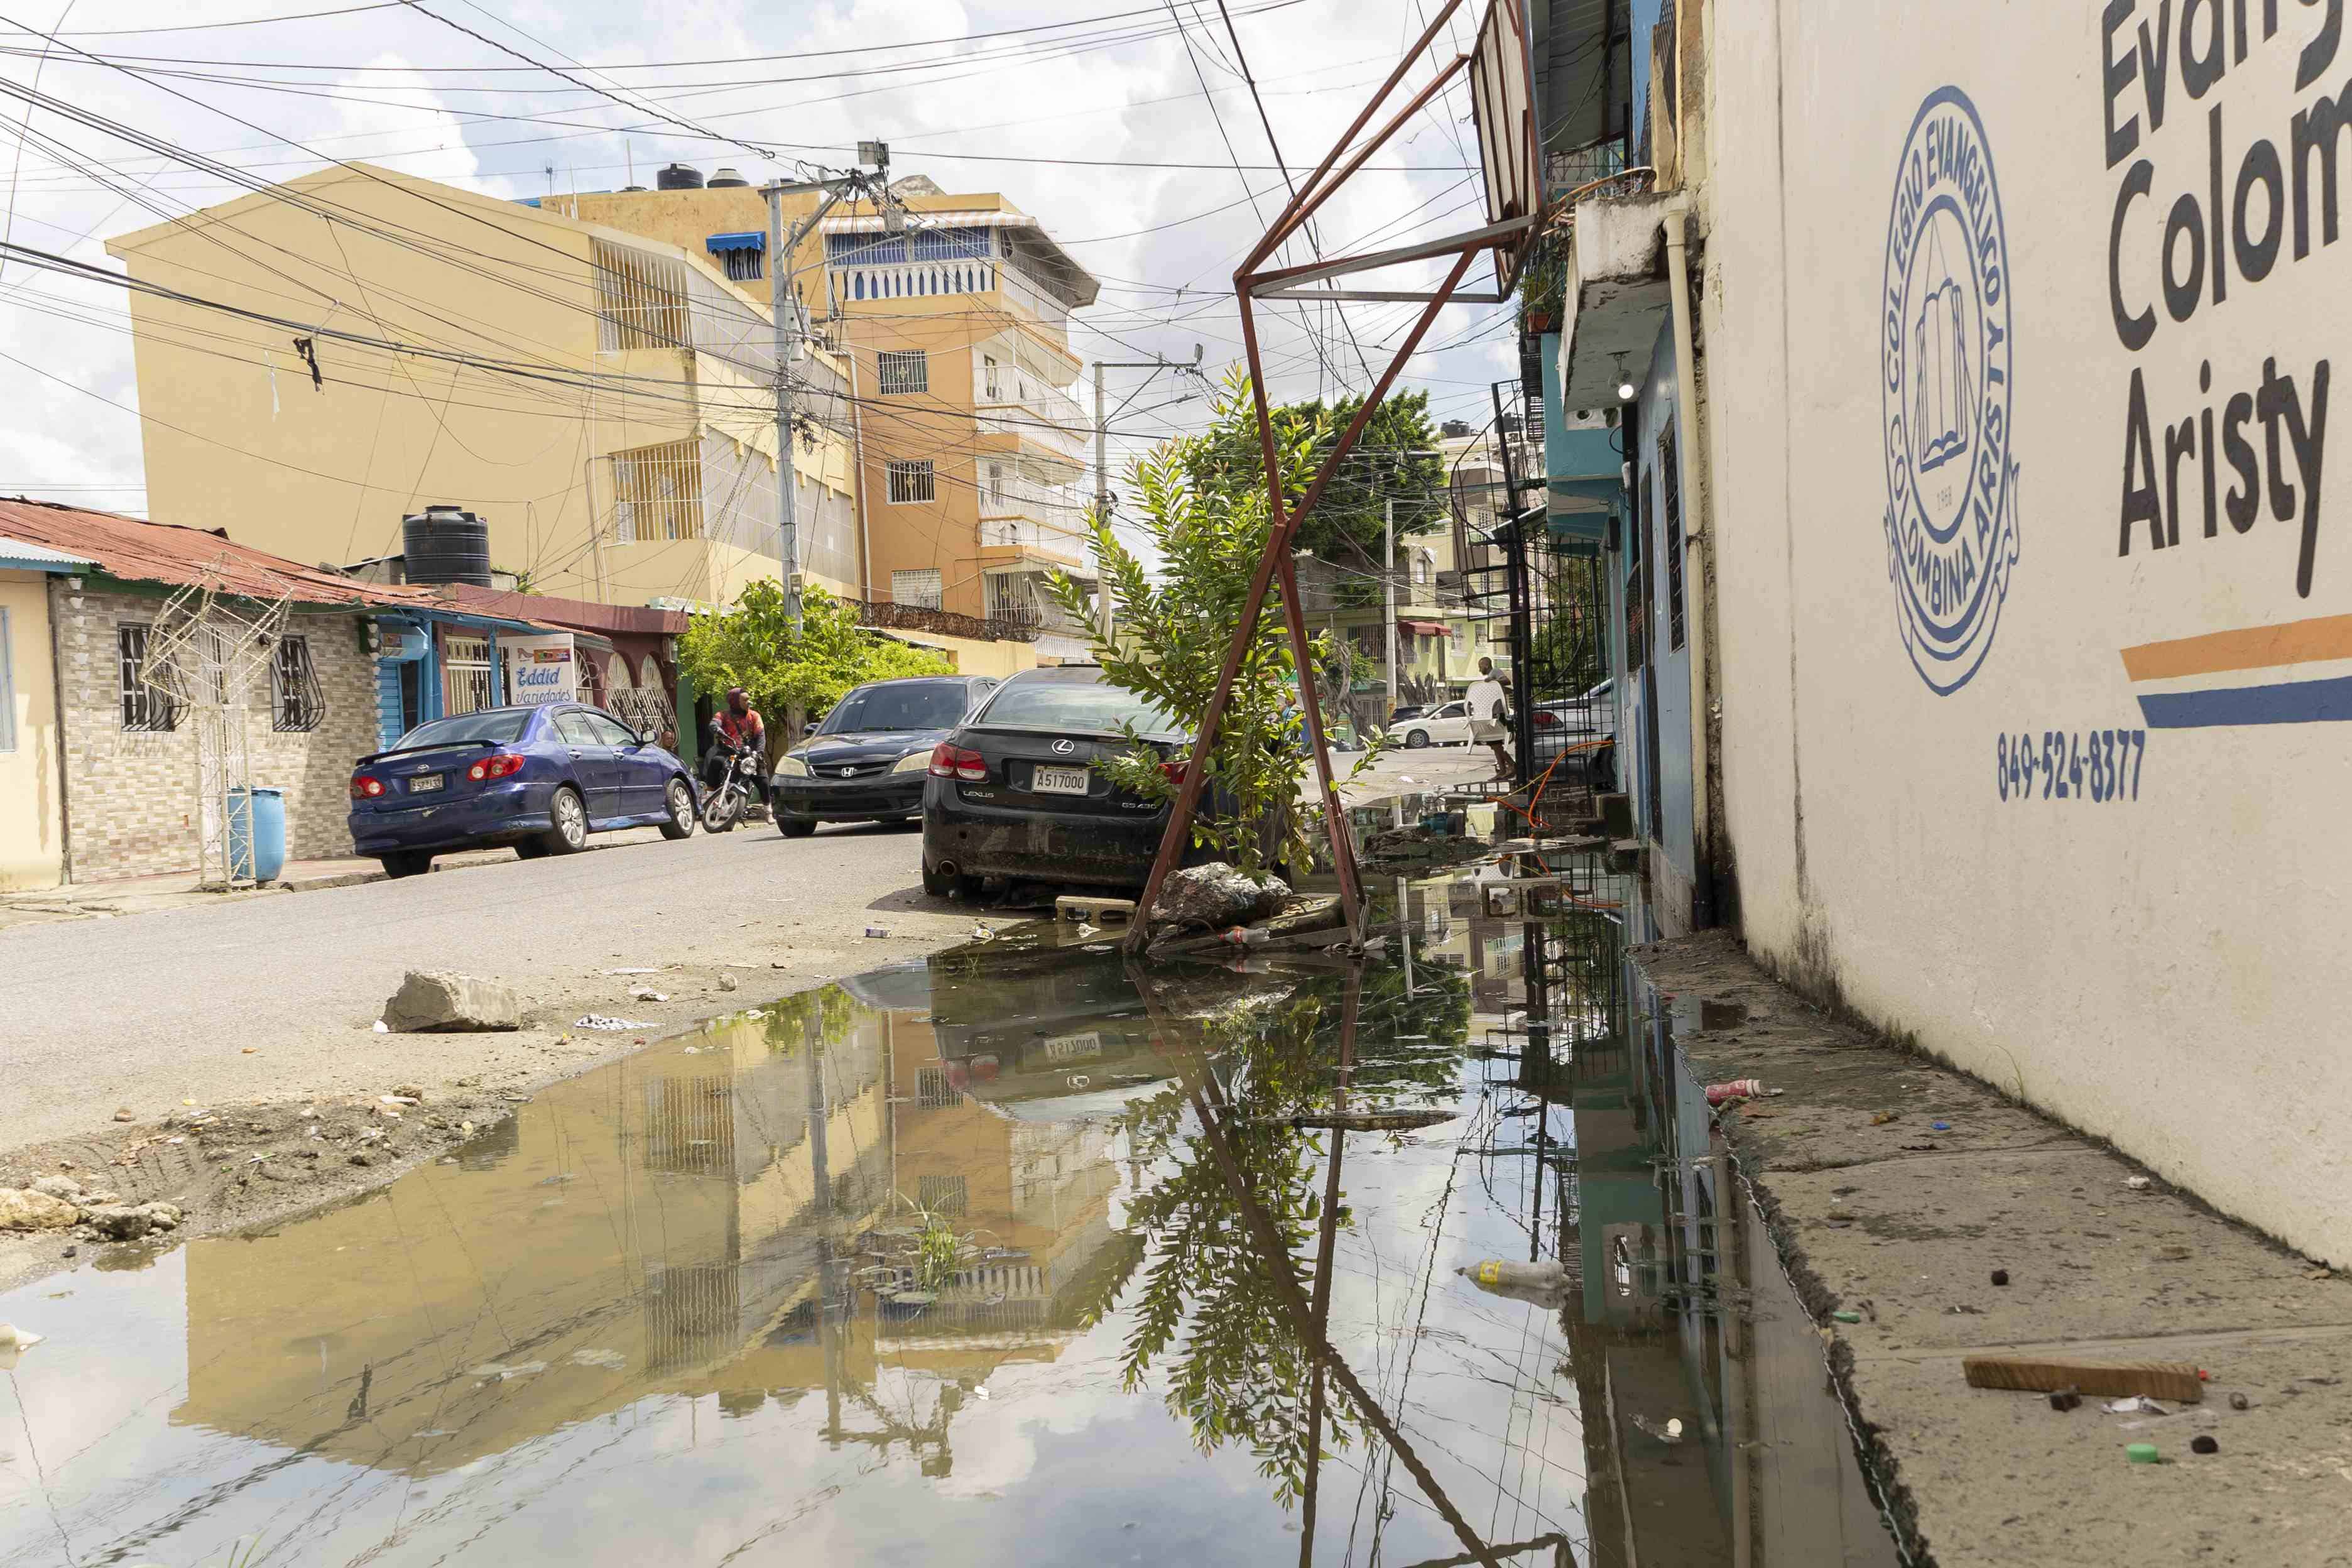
left=758, top=986, right=861, bottom=1052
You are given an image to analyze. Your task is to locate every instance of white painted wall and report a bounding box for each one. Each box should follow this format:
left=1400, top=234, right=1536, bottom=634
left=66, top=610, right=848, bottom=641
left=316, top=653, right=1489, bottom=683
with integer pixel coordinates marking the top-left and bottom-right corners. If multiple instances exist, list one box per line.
left=1702, top=0, right=2352, bottom=1265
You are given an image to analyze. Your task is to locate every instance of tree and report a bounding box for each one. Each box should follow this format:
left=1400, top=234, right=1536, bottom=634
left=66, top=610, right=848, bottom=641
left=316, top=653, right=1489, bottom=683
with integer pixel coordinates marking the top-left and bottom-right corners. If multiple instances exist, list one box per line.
left=1046, top=370, right=1382, bottom=880
left=677, top=582, right=951, bottom=748
left=1172, top=384, right=1449, bottom=574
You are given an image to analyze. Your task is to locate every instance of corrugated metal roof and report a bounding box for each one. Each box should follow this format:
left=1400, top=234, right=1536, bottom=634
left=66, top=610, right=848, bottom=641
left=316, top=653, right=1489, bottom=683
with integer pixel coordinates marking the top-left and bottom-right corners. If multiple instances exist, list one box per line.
left=0, top=533, right=94, bottom=571
left=0, top=498, right=552, bottom=629
left=432, top=582, right=690, bottom=638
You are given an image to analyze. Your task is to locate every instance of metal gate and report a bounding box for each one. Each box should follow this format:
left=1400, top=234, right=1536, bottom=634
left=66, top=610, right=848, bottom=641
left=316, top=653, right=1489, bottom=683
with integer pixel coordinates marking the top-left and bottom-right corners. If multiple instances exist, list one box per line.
left=442, top=634, right=496, bottom=716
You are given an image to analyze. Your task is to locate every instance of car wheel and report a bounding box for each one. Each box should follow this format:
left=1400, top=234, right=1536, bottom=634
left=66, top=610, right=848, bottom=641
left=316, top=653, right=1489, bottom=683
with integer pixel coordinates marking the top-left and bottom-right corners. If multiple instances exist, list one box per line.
left=658, top=777, right=696, bottom=841
left=542, top=786, right=589, bottom=855
left=1404, top=729, right=1430, bottom=748
left=380, top=851, right=432, bottom=879
left=515, top=841, right=550, bottom=861
left=778, top=815, right=816, bottom=839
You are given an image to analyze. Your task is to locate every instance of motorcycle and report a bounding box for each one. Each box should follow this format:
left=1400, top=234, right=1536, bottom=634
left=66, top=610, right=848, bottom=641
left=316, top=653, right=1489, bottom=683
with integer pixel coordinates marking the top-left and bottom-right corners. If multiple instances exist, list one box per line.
left=700, top=729, right=762, bottom=833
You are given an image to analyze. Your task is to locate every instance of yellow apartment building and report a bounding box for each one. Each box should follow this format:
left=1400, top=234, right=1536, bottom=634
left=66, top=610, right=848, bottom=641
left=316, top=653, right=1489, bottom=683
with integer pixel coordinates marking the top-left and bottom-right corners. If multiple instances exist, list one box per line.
left=104, top=163, right=860, bottom=618
left=567, top=166, right=1102, bottom=663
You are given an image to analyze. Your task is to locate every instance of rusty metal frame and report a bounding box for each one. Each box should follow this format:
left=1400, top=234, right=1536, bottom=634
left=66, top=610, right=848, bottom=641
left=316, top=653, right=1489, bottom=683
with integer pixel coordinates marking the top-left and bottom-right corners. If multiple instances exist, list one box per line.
left=1127, top=0, right=1538, bottom=954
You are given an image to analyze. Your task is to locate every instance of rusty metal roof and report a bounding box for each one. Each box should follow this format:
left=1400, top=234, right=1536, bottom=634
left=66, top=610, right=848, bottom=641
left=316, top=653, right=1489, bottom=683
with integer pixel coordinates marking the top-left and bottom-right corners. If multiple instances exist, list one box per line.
left=0, top=498, right=552, bottom=628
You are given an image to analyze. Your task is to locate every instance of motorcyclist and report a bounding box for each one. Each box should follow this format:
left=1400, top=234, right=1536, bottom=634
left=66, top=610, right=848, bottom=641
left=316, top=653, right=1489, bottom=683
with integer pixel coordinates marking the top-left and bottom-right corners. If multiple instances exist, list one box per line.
left=704, top=687, right=768, bottom=800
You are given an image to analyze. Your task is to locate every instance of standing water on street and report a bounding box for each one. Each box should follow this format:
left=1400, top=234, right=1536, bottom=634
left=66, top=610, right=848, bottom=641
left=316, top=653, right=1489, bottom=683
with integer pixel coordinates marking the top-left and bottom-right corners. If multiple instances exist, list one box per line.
left=0, top=835, right=1902, bottom=1566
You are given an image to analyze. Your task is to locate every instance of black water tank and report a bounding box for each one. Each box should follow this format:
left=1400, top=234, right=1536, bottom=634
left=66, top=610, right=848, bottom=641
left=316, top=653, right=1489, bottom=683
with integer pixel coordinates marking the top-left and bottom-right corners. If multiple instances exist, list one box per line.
left=707, top=166, right=749, bottom=188
left=402, top=506, right=492, bottom=587
left=657, top=163, right=704, bottom=190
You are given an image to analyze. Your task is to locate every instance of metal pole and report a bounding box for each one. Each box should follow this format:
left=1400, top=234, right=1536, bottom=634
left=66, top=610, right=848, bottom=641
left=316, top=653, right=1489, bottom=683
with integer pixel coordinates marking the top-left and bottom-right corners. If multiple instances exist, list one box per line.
left=1094, top=359, right=1112, bottom=644
left=768, top=182, right=803, bottom=633
left=1384, top=496, right=1399, bottom=725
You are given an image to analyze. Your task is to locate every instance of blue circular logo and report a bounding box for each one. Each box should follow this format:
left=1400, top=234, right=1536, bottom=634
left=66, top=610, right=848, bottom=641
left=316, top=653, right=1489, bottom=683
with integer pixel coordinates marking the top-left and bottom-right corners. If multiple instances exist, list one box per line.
left=1880, top=86, right=2022, bottom=695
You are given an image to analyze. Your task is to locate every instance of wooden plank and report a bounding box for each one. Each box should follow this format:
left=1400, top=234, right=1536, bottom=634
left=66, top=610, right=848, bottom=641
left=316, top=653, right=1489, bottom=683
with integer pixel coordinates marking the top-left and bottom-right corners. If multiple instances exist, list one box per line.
left=1961, top=1354, right=2204, bottom=1403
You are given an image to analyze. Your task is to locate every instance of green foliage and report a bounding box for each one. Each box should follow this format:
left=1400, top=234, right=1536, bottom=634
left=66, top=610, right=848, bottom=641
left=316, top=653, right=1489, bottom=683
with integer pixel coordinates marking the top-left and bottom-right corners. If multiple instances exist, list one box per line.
left=1046, top=369, right=1382, bottom=879
left=677, top=581, right=952, bottom=738
left=1170, top=379, right=1449, bottom=571
left=1518, top=226, right=1569, bottom=330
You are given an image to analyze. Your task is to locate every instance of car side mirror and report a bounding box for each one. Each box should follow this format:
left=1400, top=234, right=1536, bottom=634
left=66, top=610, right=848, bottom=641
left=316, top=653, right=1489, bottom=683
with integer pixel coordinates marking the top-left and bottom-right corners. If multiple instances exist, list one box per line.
left=638, top=729, right=658, bottom=746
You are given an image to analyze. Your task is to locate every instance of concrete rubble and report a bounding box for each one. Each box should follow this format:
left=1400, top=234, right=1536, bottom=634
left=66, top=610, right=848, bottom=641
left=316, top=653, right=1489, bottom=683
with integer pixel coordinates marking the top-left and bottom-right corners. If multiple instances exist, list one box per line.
left=1148, top=863, right=1287, bottom=931
left=381, top=969, right=523, bottom=1033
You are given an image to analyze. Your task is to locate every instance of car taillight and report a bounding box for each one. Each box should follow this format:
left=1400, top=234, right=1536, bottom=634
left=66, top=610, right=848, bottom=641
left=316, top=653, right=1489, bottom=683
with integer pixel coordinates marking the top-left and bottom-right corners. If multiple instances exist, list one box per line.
left=1159, top=760, right=1189, bottom=787
left=467, top=753, right=525, bottom=782
left=928, top=743, right=986, bottom=781
left=349, top=775, right=384, bottom=800
left=1533, top=710, right=1559, bottom=726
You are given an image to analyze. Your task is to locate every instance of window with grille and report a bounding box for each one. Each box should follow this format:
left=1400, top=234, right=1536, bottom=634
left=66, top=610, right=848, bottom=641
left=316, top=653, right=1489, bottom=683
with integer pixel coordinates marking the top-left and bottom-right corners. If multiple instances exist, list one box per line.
left=271, top=634, right=325, bottom=732
left=892, top=569, right=944, bottom=609
left=876, top=349, right=928, bottom=395
left=886, top=459, right=935, bottom=504
left=591, top=240, right=691, bottom=352
left=1660, top=423, right=1686, bottom=652
left=610, top=437, right=704, bottom=542
left=1625, top=475, right=1650, bottom=675
left=983, top=354, right=1001, bottom=400
left=917, top=1173, right=969, bottom=1217
left=917, top=1066, right=958, bottom=1108
left=117, top=624, right=175, bottom=732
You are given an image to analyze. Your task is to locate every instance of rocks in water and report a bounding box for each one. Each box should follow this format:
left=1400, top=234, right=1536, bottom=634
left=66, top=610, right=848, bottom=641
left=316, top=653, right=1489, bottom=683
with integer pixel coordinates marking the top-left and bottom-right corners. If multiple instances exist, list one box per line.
left=381, top=970, right=522, bottom=1033
left=1151, top=863, right=1288, bottom=931
left=0, top=1188, right=81, bottom=1231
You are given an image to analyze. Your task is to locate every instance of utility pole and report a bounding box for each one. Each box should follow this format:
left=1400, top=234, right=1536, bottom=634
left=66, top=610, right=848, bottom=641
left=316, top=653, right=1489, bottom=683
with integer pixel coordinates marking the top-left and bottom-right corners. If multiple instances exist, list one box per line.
left=1091, top=344, right=1207, bottom=644
left=1384, top=496, right=1398, bottom=727
left=765, top=142, right=894, bottom=634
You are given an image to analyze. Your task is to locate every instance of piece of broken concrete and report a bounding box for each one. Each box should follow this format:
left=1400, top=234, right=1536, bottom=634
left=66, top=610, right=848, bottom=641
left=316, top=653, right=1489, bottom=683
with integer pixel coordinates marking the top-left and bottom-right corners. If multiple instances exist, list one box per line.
left=1150, top=863, right=1288, bottom=931
left=30, top=1175, right=83, bottom=1201
left=381, top=970, right=521, bottom=1032
left=0, top=1189, right=81, bottom=1230
left=80, top=1202, right=183, bottom=1241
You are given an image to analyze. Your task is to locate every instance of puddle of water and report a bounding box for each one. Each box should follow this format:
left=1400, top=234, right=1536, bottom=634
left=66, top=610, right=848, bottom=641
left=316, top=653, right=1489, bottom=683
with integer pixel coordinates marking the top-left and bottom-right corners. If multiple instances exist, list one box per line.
left=0, top=822, right=1903, bottom=1567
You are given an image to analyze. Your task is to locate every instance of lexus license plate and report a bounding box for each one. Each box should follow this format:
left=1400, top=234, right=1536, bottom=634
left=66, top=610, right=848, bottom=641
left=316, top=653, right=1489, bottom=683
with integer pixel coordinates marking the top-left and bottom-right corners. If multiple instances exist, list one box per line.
left=1042, top=1032, right=1102, bottom=1060
left=1032, top=766, right=1090, bottom=795
left=407, top=773, right=444, bottom=793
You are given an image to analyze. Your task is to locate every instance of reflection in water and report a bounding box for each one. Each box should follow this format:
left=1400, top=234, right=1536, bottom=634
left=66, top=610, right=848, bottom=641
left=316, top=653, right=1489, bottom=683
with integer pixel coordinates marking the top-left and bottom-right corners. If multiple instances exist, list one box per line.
left=0, top=832, right=1902, bottom=1567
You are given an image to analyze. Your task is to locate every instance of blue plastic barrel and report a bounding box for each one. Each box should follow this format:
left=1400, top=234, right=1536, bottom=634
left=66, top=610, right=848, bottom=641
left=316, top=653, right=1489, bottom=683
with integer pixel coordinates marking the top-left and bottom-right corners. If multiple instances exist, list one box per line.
left=227, top=786, right=288, bottom=882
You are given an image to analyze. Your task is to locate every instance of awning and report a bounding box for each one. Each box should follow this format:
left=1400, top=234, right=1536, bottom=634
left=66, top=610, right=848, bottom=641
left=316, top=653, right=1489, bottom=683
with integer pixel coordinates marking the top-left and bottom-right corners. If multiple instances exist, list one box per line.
left=1399, top=618, right=1449, bottom=638
left=705, top=231, right=765, bottom=253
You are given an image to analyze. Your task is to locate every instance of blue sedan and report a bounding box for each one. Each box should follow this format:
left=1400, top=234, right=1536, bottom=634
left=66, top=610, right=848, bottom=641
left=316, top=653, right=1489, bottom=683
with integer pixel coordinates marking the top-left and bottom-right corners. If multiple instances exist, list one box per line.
left=348, top=704, right=699, bottom=878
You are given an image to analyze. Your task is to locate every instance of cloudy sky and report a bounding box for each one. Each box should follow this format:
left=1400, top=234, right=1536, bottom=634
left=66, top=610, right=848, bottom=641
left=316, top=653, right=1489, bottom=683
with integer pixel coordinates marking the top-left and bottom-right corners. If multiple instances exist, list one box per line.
left=0, top=0, right=1521, bottom=516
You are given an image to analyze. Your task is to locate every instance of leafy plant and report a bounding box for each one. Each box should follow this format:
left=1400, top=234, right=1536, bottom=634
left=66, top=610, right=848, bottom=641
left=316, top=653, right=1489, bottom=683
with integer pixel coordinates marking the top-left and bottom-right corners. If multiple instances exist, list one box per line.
left=678, top=581, right=952, bottom=743
left=1045, top=370, right=1381, bottom=879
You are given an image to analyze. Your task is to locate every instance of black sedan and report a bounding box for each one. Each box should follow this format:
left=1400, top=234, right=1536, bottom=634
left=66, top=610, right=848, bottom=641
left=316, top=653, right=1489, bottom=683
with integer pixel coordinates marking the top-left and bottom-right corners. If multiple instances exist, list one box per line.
left=770, top=675, right=997, bottom=837
left=920, top=665, right=1285, bottom=899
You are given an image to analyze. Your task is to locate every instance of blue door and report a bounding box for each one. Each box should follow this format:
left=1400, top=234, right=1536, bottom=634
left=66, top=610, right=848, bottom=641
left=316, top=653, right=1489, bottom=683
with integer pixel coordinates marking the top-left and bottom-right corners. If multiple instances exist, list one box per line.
left=553, top=708, right=623, bottom=822
left=583, top=707, right=665, bottom=817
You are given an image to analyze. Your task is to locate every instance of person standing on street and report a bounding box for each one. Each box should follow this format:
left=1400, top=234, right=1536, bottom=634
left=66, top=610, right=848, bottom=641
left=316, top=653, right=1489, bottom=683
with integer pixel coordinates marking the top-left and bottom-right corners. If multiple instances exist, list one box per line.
left=1466, top=657, right=1511, bottom=777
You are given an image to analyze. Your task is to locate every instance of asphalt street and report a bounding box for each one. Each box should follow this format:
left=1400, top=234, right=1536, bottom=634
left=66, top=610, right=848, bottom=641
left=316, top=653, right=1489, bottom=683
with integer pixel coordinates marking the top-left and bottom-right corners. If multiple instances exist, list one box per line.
left=0, top=746, right=1491, bottom=1158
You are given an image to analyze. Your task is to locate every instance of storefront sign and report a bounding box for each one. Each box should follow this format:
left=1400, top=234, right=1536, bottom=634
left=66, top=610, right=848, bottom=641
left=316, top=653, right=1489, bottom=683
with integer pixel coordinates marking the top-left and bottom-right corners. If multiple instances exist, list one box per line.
left=504, top=634, right=577, bottom=705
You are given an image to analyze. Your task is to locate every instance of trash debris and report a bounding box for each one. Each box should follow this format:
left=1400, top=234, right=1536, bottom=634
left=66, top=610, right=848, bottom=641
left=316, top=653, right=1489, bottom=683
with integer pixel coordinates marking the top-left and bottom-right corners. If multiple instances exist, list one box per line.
left=631, top=989, right=670, bottom=1002
left=1931, top=1119, right=1951, bottom=1131
left=2155, top=1244, right=2192, bottom=1262
left=864, top=927, right=888, bottom=939
left=2228, top=1392, right=2250, bottom=1410
left=1963, top=1354, right=2203, bottom=1402
left=468, top=1360, right=547, bottom=1381
left=1990, top=1269, right=2010, bottom=1287
left=974, top=1386, right=990, bottom=1400
left=1870, top=1111, right=1900, bottom=1125
left=1219, top=925, right=1270, bottom=949
left=682, top=1046, right=700, bottom=1055
left=241, top=1047, right=257, bottom=1054
left=1065, top=1075, right=1091, bottom=1090
left=373, top=1020, right=389, bottom=1033
left=2125, top=1442, right=2161, bottom=1464
left=1704, top=1079, right=1773, bottom=1106
left=1457, top=1258, right=1570, bottom=1308
left=2104, top=1396, right=2170, bottom=1415
left=0, top=1324, right=44, bottom=1371
left=379, top=1094, right=419, bottom=1107
left=112, top=1108, right=133, bottom=1122
left=2048, top=1388, right=2081, bottom=1411
left=2190, top=1434, right=2219, bottom=1454
left=2125, top=1176, right=2153, bottom=1191
left=1832, top=1309, right=1863, bottom=1324
left=570, top=1348, right=626, bottom=1370
left=1628, top=1414, right=1684, bottom=1444
left=719, top=974, right=739, bottom=992
left=573, top=1015, right=650, bottom=1031
left=969, top=924, right=996, bottom=941
left=382, top=970, right=521, bottom=1033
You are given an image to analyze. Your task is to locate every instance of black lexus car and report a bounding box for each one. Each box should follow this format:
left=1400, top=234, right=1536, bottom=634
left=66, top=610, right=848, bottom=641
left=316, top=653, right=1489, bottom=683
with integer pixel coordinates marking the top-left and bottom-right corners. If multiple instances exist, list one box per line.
left=771, top=675, right=997, bottom=837
left=920, top=665, right=1285, bottom=898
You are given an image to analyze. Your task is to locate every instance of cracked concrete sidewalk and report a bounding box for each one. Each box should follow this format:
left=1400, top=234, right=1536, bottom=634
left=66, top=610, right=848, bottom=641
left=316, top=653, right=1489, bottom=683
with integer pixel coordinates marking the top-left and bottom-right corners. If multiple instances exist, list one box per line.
left=1635, top=930, right=2351, bottom=1568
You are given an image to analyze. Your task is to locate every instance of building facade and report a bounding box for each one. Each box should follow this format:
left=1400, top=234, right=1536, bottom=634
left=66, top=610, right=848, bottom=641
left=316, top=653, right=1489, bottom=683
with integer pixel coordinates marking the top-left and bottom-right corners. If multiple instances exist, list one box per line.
left=1533, top=0, right=2352, bottom=1264
left=567, top=172, right=1102, bottom=664
left=0, top=536, right=88, bottom=890
left=105, top=164, right=860, bottom=616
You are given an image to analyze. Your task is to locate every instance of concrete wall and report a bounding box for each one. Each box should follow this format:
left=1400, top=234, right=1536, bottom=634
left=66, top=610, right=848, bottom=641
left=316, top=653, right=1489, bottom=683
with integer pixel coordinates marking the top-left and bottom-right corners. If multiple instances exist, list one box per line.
left=0, top=571, right=64, bottom=890
left=50, top=585, right=381, bottom=878
left=1628, top=319, right=1696, bottom=918
left=1701, top=0, right=2352, bottom=1263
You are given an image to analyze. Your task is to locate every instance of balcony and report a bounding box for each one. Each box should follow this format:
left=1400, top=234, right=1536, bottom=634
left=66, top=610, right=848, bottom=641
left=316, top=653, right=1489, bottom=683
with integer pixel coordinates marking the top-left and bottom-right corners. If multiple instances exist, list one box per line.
left=854, top=596, right=1040, bottom=645
left=979, top=516, right=1096, bottom=578
left=985, top=569, right=1094, bottom=638
left=976, top=381, right=1088, bottom=463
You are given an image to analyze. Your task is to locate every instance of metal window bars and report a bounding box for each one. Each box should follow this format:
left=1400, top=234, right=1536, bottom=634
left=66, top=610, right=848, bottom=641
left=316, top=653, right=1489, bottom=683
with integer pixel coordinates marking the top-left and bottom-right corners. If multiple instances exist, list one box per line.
left=591, top=240, right=692, bottom=354
left=886, top=460, right=936, bottom=504
left=441, top=635, right=496, bottom=717
left=876, top=348, right=929, bottom=395
left=608, top=438, right=704, bottom=543
left=271, top=634, right=325, bottom=732
left=117, top=623, right=177, bottom=731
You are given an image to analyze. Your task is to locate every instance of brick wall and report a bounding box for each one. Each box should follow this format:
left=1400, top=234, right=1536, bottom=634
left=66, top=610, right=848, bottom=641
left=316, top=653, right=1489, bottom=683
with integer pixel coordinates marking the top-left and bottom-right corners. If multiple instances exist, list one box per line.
left=50, top=583, right=382, bottom=880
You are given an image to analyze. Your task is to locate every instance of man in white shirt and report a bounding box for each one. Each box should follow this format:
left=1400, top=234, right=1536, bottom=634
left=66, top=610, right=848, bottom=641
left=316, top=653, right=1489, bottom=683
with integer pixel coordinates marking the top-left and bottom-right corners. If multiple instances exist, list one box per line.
left=1465, top=657, right=1511, bottom=776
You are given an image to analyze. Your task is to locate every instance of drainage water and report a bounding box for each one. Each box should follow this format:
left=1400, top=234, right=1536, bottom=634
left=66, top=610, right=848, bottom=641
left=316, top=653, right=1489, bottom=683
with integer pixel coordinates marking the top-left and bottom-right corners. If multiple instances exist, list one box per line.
left=0, top=844, right=1898, bottom=1567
